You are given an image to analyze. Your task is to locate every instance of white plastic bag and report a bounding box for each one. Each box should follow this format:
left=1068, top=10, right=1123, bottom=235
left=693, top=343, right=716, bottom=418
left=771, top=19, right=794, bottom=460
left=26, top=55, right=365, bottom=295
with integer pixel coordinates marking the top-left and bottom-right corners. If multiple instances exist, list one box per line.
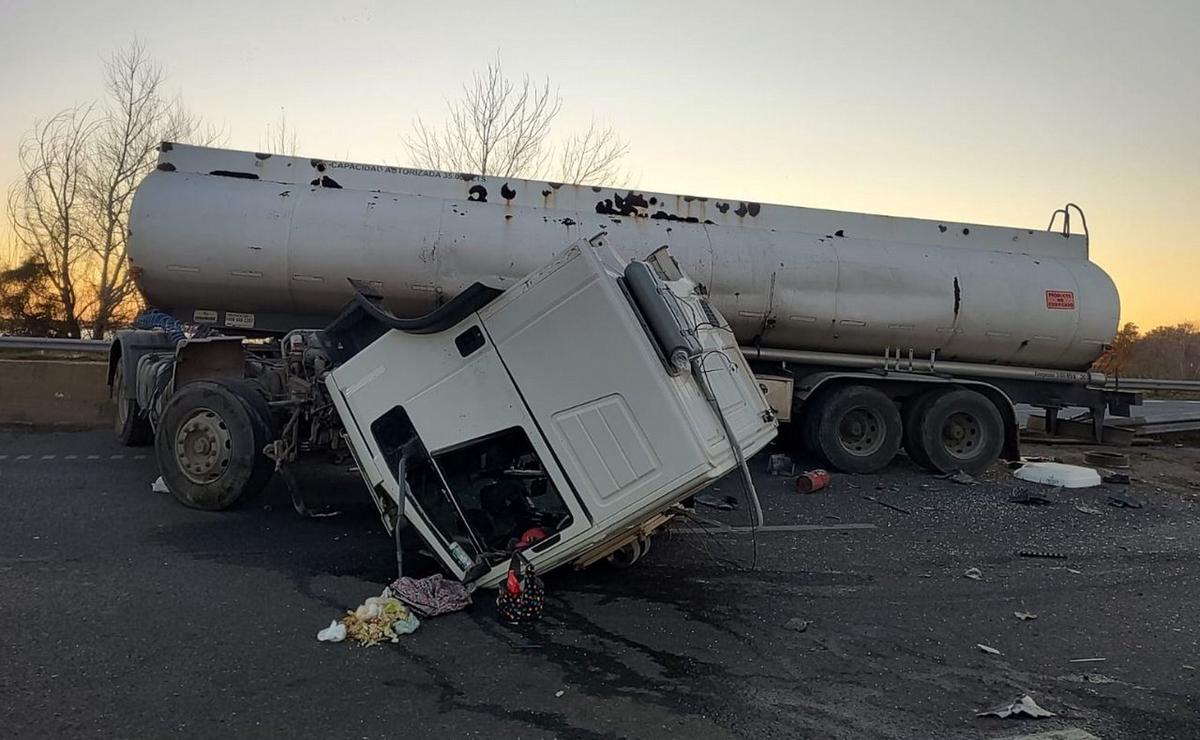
left=317, top=620, right=346, bottom=643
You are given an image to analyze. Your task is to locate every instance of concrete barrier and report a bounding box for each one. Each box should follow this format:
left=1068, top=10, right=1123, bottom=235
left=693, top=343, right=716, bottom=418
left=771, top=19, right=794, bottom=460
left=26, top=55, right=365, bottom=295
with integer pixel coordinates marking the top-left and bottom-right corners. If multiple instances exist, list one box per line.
left=0, top=359, right=113, bottom=429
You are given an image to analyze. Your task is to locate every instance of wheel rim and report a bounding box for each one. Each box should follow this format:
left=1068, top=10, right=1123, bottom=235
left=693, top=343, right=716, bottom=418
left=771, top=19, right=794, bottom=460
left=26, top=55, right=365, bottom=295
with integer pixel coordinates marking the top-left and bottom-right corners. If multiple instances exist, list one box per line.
left=174, top=407, right=233, bottom=484
left=941, top=411, right=983, bottom=460
left=837, top=407, right=885, bottom=457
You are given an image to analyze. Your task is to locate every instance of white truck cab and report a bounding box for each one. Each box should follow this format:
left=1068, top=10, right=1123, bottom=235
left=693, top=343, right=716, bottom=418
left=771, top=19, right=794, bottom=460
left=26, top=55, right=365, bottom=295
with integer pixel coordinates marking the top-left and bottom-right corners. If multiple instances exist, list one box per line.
left=324, top=235, right=776, bottom=588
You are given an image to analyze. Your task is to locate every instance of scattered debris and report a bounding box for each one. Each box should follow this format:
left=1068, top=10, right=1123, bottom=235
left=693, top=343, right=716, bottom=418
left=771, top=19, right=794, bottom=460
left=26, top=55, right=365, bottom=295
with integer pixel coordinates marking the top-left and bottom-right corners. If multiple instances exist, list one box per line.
left=1106, top=491, right=1143, bottom=509
left=990, top=728, right=1099, bottom=740
left=1013, top=462, right=1101, bottom=489
left=964, top=567, right=983, bottom=581
left=1020, top=455, right=1059, bottom=464
left=694, top=493, right=739, bottom=511
left=1084, top=451, right=1130, bottom=469
left=150, top=476, right=169, bottom=494
left=1073, top=505, right=1103, bottom=516
left=937, top=470, right=976, bottom=485
left=1014, top=611, right=1039, bottom=620
left=1101, top=471, right=1131, bottom=485
left=768, top=454, right=795, bottom=476
left=977, top=643, right=1002, bottom=655
left=1066, top=568, right=1082, bottom=574
left=555, top=690, right=565, bottom=698
left=784, top=617, right=811, bottom=633
left=863, top=495, right=911, bottom=515
left=1065, top=673, right=1115, bottom=684
left=795, top=469, right=830, bottom=493
left=977, top=694, right=1056, bottom=719
left=316, top=620, right=346, bottom=643
left=1069, top=657, right=1106, bottom=663
left=338, top=594, right=421, bottom=646
left=1010, top=487, right=1055, bottom=506
left=1184, top=664, right=1196, bottom=671
left=388, top=574, right=472, bottom=618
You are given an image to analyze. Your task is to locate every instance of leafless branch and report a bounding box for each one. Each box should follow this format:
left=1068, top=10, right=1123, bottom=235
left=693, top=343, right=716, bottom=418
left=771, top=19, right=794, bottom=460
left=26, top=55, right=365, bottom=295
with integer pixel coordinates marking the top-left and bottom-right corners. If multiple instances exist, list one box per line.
left=261, top=108, right=299, bottom=155
left=557, top=119, right=631, bottom=186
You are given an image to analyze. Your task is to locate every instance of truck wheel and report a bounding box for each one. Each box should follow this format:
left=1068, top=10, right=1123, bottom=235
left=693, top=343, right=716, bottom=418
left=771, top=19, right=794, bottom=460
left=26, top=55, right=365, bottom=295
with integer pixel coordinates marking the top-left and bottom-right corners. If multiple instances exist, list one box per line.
left=902, top=391, right=940, bottom=470
left=205, top=378, right=277, bottom=496
left=815, top=385, right=902, bottom=474
left=796, top=392, right=828, bottom=459
left=914, top=389, right=1003, bottom=475
left=112, top=360, right=152, bottom=446
left=154, top=381, right=272, bottom=511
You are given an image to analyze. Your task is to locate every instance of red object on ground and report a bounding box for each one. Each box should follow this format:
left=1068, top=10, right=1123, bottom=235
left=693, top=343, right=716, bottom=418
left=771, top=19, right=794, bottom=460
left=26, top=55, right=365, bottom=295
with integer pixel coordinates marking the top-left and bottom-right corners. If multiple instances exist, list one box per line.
left=795, top=469, right=830, bottom=493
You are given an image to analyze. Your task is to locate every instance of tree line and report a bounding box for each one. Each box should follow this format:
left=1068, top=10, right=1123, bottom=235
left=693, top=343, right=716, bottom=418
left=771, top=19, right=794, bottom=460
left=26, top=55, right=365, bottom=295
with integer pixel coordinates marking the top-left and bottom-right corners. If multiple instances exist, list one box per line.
left=2, top=46, right=630, bottom=339
left=1093, top=322, right=1200, bottom=381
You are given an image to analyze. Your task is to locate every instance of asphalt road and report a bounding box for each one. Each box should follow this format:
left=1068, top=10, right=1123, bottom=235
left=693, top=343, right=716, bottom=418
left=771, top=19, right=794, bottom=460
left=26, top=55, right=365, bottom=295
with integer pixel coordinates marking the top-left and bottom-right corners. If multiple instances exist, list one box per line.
left=1, top=429, right=1198, bottom=739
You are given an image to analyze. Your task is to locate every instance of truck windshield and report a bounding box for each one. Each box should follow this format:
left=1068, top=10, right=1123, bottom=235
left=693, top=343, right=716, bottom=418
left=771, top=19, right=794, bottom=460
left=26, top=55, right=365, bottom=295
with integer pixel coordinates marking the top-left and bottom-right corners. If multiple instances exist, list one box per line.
left=371, top=409, right=573, bottom=564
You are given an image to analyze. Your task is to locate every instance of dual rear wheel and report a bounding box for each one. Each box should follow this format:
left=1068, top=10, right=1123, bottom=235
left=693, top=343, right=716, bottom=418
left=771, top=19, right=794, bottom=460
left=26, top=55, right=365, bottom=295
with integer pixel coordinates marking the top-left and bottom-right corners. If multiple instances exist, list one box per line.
left=800, top=384, right=1004, bottom=475
left=154, top=379, right=276, bottom=511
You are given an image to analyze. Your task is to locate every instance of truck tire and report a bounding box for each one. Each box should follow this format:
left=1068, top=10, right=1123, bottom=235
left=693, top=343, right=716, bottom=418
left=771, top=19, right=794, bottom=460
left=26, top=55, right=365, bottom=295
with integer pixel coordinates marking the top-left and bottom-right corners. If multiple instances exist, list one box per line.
left=205, top=378, right=277, bottom=496
left=112, top=360, right=152, bottom=446
left=154, top=381, right=272, bottom=511
left=797, top=392, right=828, bottom=458
left=902, top=391, right=941, bottom=470
left=913, top=389, right=1003, bottom=475
left=815, top=385, right=902, bottom=474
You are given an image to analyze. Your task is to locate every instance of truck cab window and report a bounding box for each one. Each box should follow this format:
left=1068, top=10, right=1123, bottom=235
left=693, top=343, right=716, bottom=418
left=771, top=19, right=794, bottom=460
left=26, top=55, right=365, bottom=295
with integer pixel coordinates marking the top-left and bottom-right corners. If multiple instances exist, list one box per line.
left=431, top=428, right=573, bottom=557
left=372, top=408, right=573, bottom=564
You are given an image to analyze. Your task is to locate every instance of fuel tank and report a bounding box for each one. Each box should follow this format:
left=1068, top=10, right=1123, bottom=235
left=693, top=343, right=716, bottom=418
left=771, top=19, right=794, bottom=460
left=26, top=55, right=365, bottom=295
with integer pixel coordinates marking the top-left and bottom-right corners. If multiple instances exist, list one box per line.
left=129, top=144, right=1119, bottom=369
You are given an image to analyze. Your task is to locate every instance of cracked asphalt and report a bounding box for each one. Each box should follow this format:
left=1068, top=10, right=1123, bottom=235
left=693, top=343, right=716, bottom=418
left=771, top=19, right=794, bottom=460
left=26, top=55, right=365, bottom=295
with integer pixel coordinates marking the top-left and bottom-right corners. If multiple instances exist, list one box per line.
left=1, top=428, right=1197, bottom=738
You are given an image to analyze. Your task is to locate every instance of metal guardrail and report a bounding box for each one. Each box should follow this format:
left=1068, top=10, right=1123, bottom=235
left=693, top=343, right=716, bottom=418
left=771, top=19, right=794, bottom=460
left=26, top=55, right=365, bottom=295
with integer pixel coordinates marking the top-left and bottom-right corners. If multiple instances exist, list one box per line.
left=0, top=337, right=109, bottom=353
left=1107, top=377, right=1200, bottom=392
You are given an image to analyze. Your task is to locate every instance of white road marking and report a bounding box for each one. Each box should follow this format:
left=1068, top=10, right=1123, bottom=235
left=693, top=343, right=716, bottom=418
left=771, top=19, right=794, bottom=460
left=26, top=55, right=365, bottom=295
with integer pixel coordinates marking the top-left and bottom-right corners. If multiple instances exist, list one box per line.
left=40, top=455, right=55, bottom=460
left=16, top=455, right=30, bottom=461
left=133, top=454, right=146, bottom=460
left=86, top=455, right=100, bottom=460
left=64, top=455, right=77, bottom=460
left=110, top=454, right=124, bottom=460
left=0, top=455, right=7, bottom=461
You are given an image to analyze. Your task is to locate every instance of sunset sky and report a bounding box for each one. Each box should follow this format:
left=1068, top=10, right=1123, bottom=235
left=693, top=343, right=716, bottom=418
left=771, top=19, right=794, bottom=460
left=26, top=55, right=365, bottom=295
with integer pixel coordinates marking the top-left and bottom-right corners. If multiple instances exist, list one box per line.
left=2, top=0, right=1196, bottom=329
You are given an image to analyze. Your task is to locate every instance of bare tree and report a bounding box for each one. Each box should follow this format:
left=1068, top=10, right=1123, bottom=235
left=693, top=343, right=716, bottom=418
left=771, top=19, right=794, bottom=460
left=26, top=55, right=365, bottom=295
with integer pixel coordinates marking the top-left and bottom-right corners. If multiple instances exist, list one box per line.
left=83, top=41, right=210, bottom=338
left=262, top=108, right=299, bottom=155
left=557, top=119, right=630, bottom=186
left=406, top=55, right=564, bottom=178
left=7, top=107, right=97, bottom=337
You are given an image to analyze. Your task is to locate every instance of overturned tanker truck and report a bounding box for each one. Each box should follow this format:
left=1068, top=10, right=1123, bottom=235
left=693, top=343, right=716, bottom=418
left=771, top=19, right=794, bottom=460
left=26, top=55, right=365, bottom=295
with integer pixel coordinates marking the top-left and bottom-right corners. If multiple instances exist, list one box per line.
left=110, top=145, right=1135, bottom=545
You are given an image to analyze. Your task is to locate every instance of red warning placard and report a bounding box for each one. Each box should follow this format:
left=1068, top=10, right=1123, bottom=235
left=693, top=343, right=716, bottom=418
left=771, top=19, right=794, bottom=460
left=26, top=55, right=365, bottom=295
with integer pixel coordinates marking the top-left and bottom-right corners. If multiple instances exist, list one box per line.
left=1045, top=290, right=1076, bottom=310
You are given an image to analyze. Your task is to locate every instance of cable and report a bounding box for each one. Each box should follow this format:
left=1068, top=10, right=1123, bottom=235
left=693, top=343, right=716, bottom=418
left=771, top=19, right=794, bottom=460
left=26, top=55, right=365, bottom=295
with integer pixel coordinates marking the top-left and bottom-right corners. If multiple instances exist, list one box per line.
left=690, top=351, right=762, bottom=570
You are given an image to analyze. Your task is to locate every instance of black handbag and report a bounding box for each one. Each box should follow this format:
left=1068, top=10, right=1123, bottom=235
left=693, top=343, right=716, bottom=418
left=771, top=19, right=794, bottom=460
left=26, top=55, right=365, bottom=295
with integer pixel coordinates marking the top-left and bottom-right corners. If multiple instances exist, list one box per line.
left=496, top=551, right=545, bottom=623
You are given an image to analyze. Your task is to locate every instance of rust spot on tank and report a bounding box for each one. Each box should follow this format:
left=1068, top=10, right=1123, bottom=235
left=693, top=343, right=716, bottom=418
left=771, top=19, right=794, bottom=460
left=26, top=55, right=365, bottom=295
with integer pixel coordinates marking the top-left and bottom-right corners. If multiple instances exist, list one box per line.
left=938, top=224, right=947, bottom=233
left=962, top=227, right=970, bottom=235
left=460, top=173, right=476, bottom=182
left=501, top=183, right=517, bottom=200
left=542, top=189, right=552, bottom=198
left=650, top=211, right=700, bottom=223
left=649, top=197, right=658, bottom=205
left=504, top=214, right=513, bottom=221
left=157, top=162, right=176, bottom=172
left=560, top=217, right=576, bottom=227
left=835, top=229, right=845, bottom=237
left=549, top=182, right=563, bottom=190
left=214, top=170, right=259, bottom=180
left=734, top=202, right=749, bottom=217
left=953, top=277, right=961, bottom=316
left=716, top=202, right=730, bottom=214
left=591, top=186, right=602, bottom=193
left=309, top=175, right=341, bottom=188
left=255, top=152, right=272, bottom=160
left=595, top=191, right=649, bottom=217
left=468, top=185, right=488, bottom=202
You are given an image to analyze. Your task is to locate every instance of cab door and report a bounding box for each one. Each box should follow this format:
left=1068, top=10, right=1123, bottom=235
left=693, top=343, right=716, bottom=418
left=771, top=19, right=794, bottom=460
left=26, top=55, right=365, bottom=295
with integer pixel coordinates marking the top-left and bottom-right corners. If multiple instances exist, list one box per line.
left=326, top=317, right=593, bottom=581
